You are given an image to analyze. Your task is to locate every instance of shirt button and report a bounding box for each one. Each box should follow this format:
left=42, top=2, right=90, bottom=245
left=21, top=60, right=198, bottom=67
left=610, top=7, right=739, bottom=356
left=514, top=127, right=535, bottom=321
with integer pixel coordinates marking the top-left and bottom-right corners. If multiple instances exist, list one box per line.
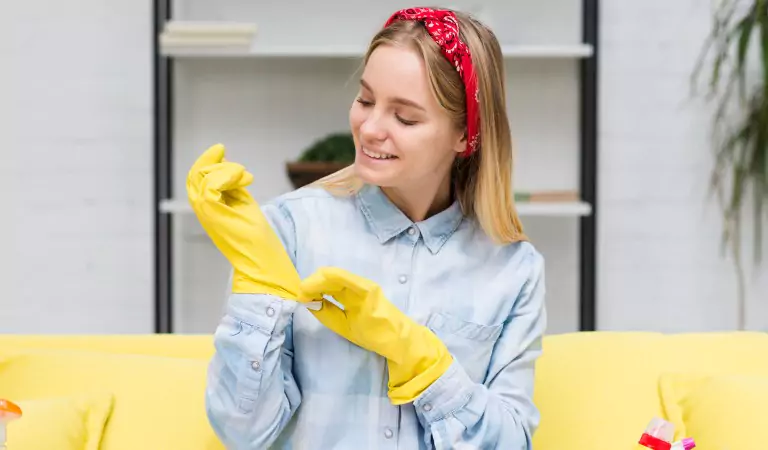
left=266, top=306, right=275, bottom=317
left=398, top=275, right=408, bottom=284
left=407, top=227, right=416, bottom=236
left=384, top=428, right=394, bottom=439
left=423, top=403, right=432, bottom=412
left=251, top=360, right=261, bottom=371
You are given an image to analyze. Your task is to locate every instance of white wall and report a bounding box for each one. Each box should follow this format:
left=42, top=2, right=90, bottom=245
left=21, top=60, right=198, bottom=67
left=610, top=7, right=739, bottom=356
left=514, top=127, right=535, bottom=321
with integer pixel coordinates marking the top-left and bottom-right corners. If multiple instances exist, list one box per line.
left=2, top=0, right=765, bottom=334
left=598, top=0, right=768, bottom=332
left=1, top=1, right=153, bottom=333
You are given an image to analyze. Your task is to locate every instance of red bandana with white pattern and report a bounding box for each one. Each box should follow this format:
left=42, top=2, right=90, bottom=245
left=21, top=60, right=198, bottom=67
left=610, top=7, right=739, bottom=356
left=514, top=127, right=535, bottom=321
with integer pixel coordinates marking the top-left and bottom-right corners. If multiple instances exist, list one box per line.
left=383, top=7, right=480, bottom=157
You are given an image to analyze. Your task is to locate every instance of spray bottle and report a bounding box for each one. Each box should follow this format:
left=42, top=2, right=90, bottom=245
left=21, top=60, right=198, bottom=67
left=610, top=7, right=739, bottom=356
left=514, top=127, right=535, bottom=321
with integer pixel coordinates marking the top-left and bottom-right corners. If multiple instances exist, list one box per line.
left=636, top=417, right=676, bottom=450
left=0, top=399, right=22, bottom=450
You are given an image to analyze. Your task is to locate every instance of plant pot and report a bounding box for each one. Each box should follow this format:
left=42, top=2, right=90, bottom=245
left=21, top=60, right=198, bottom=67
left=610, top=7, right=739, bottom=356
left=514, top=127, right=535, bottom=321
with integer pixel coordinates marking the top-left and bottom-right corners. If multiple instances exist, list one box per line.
left=285, top=161, right=350, bottom=189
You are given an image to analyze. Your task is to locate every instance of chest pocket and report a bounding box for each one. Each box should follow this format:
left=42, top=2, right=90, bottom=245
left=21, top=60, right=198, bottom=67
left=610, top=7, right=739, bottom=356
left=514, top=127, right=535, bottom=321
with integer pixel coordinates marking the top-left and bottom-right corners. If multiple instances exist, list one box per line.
left=425, top=311, right=504, bottom=384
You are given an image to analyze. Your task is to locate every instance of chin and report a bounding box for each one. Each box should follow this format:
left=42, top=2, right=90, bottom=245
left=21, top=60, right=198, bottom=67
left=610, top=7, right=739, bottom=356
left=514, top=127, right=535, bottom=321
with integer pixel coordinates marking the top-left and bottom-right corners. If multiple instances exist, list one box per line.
left=353, top=160, right=399, bottom=188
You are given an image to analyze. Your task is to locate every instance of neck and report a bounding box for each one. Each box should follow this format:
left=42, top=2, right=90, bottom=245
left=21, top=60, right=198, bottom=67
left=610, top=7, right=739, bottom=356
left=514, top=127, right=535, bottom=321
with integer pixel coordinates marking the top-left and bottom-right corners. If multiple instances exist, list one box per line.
left=381, top=174, right=453, bottom=222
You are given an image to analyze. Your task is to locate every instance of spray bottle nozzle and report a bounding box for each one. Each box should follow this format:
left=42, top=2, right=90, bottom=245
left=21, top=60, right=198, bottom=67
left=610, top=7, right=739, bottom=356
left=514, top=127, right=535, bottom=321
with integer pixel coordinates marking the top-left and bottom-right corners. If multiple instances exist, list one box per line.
left=0, top=399, right=23, bottom=449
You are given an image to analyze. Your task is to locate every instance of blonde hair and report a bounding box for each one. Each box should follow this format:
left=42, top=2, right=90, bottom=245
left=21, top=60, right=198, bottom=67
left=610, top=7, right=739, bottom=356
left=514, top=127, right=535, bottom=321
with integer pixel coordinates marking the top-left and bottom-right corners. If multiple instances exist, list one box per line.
left=317, top=10, right=527, bottom=244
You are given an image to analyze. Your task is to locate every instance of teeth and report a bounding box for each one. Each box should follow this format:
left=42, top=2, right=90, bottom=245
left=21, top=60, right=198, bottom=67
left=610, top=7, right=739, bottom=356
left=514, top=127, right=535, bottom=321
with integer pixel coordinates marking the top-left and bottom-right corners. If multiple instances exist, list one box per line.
left=362, top=147, right=395, bottom=160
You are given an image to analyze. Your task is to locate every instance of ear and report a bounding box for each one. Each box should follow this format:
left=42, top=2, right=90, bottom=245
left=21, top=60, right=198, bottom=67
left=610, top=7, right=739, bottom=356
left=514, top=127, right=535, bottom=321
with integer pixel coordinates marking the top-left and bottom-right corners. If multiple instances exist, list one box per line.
left=452, top=130, right=467, bottom=155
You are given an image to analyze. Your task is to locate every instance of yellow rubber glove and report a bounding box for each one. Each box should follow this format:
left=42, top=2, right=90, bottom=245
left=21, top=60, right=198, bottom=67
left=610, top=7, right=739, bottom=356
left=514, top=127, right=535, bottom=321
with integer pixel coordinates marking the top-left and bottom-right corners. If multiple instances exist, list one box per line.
left=186, top=144, right=301, bottom=299
left=299, top=267, right=454, bottom=405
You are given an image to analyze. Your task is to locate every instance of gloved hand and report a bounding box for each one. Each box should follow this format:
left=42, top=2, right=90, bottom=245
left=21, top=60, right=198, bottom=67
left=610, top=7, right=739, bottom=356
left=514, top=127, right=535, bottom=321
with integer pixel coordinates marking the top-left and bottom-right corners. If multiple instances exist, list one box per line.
left=299, top=267, right=454, bottom=405
left=186, top=144, right=301, bottom=299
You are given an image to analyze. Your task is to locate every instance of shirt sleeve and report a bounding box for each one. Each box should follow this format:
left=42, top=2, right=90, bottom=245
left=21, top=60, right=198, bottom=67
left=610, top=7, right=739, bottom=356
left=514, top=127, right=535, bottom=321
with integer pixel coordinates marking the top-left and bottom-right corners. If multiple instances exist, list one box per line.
left=413, top=248, right=547, bottom=450
left=205, top=200, right=303, bottom=449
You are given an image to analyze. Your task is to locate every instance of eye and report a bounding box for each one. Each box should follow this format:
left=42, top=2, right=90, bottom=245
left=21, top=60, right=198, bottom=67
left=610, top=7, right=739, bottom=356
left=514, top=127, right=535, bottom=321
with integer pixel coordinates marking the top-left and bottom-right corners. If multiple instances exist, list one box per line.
left=396, top=114, right=417, bottom=126
left=356, top=97, right=373, bottom=107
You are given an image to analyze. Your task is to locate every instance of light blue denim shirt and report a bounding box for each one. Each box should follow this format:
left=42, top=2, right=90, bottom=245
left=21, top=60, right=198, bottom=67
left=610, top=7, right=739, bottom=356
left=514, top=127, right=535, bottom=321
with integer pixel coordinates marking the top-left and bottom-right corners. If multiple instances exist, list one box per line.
left=205, top=183, right=547, bottom=449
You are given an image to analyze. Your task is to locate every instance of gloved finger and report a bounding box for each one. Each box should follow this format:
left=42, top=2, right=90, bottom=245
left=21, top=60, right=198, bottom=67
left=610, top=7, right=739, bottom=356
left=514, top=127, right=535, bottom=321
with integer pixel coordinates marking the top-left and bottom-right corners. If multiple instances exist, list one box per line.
left=187, top=144, right=227, bottom=203
left=224, top=186, right=257, bottom=208
left=199, top=162, right=253, bottom=197
left=189, top=143, right=225, bottom=177
left=299, top=270, right=346, bottom=299
left=313, top=267, right=376, bottom=297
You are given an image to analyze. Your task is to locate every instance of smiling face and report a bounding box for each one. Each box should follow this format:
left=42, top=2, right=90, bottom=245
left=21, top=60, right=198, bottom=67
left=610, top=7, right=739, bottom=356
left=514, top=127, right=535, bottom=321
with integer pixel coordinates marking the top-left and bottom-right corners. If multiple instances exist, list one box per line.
left=349, top=44, right=466, bottom=194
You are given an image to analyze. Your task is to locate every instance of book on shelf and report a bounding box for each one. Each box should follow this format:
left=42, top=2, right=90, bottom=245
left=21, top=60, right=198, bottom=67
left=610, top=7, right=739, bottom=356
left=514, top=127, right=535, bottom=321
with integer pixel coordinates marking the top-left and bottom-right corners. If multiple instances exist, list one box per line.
left=514, top=190, right=580, bottom=203
left=160, top=21, right=257, bottom=50
left=163, top=21, right=258, bottom=37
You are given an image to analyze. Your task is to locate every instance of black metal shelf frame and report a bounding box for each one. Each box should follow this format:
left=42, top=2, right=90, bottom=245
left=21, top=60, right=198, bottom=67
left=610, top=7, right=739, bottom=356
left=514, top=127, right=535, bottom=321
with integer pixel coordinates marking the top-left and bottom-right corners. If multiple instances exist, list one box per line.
left=579, top=0, right=598, bottom=331
left=151, top=1, right=599, bottom=333
left=153, top=0, right=173, bottom=333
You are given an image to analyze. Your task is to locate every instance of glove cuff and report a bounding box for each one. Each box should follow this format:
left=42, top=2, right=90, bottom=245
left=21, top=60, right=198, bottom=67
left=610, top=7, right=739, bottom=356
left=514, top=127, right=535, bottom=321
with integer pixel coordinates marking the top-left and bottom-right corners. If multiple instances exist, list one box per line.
left=386, top=330, right=454, bottom=405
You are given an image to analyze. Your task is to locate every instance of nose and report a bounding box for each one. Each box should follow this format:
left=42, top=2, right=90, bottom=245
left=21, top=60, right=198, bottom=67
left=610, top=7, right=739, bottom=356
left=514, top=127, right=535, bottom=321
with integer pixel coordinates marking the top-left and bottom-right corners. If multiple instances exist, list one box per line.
left=359, top=109, right=387, bottom=143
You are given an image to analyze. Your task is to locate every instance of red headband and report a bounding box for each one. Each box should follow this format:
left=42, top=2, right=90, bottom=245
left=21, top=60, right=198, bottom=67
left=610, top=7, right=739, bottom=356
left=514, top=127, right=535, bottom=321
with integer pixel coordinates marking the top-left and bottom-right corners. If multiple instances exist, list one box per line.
left=384, top=7, right=480, bottom=157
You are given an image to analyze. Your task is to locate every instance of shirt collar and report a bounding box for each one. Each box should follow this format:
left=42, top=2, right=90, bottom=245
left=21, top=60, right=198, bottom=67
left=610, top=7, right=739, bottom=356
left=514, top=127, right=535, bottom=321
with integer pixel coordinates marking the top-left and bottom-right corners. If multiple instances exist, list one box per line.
left=356, top=184, right=464, bottom=254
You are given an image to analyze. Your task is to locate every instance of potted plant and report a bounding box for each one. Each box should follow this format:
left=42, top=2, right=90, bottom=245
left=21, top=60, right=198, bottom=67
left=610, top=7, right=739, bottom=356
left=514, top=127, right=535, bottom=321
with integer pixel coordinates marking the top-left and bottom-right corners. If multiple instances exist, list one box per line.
left=692, top=0, right=768, bottom=328
left=286, top=132, right=355, bottom=189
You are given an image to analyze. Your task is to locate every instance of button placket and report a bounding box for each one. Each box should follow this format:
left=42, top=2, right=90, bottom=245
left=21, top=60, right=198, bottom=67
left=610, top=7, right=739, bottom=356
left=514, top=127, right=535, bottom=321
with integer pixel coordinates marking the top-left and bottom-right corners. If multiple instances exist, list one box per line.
left=393, top=223, right=418, bottom=317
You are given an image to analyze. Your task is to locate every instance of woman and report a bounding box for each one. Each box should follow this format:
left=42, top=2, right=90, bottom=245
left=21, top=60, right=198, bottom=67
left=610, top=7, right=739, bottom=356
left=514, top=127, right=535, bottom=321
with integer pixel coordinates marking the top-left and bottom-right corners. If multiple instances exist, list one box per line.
left=188, top=7, right=546, bottom=449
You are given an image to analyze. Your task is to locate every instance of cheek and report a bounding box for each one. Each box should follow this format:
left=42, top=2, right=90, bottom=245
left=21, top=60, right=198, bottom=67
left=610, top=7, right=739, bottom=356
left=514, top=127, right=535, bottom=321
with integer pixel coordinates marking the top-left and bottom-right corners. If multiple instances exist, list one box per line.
left=395, top=126, right=447, bottom=160
left=349, top=104, right=365, bottom=134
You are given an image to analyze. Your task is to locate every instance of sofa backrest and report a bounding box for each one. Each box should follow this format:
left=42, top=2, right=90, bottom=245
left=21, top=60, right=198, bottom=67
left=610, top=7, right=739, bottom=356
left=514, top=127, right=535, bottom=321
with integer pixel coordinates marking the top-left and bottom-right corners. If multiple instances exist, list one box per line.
left=0, top=334, right=215, bottom=360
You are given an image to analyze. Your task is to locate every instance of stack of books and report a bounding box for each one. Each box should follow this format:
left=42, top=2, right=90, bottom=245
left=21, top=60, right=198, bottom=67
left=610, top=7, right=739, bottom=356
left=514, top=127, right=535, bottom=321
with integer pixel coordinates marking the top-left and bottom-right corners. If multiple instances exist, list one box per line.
left=159, top=21, right=258, bottom=54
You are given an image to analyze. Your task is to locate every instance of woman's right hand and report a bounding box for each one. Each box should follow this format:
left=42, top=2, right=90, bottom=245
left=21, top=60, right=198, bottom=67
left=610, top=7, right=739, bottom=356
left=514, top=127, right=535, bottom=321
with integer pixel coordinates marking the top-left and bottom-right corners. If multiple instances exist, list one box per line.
left=186, top=143, right=302, bottom=300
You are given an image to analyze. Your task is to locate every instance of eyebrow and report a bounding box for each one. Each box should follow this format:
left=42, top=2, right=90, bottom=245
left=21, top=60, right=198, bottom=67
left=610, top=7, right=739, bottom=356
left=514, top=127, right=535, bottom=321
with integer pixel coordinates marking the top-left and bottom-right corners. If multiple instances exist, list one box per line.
left=360, top=79, right=426, bottom=112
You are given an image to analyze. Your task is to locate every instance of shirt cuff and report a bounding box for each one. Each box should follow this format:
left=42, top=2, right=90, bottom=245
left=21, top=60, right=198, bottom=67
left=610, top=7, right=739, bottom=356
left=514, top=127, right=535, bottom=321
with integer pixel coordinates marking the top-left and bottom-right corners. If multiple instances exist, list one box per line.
left=226, top=293, right=298, bottom=335
left=413, top=357, right=475, bottom=424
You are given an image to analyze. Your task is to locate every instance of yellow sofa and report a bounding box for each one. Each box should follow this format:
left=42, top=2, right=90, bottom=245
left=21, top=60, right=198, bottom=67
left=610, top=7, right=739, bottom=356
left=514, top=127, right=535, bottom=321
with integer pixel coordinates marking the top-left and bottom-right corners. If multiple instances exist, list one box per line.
left=1, top=331, right=766, bottom=449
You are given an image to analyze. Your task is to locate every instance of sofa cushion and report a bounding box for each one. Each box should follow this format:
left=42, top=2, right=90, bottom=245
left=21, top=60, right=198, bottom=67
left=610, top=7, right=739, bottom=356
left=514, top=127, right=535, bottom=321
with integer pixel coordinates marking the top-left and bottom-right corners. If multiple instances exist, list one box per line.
left=0, top=349, right=225, bottom=450
left=8, top=391, right=113, bottom=450
left=660, top=373, right=768, bottom=450
left=532, top=331, right=768, bottom=450
left=532, top=332, right=668, bottom=449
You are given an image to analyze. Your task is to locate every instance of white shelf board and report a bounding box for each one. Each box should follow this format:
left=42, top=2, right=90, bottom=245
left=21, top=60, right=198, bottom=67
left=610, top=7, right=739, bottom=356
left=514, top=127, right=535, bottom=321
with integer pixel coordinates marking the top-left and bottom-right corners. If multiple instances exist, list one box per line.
left=160, top=43, right=594, bottom=59
left=159, top=198, right=592, bottom=217
left=515, top=201, right=592, bottom=217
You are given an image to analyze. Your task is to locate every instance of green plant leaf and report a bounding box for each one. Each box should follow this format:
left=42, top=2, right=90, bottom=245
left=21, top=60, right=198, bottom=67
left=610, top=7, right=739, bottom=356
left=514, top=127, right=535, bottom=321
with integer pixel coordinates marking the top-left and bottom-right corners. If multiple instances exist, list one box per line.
left=735, top=8, right=756, bottom=101
left=693, top=0, right=768, bottom=326
left=298, top=132, right=356, bottom=163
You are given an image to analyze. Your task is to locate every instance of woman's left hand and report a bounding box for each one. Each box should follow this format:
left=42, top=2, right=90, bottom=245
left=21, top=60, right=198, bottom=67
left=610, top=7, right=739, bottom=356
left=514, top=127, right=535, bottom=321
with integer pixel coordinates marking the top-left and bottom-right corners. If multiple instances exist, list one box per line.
left=299, top=267, right=454, bottom=404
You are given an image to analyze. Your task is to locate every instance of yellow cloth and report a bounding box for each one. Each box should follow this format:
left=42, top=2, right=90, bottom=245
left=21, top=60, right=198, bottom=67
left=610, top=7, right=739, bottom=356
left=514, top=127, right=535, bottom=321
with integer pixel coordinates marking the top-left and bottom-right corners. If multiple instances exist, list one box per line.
left=186, top=143, right=302, bottom=298
left=0, top=349, right=224, bottom=450
left=299, top=267, right=453, bottom=404
left=7, top=392, right=113, bottom=450
left=660, top=372, right=768, bottom=450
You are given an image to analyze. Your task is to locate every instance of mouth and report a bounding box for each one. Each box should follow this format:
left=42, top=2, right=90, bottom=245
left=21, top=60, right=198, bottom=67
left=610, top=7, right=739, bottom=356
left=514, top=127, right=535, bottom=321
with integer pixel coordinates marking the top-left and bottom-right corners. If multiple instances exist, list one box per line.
left=361, top=146, right=398, bottom=161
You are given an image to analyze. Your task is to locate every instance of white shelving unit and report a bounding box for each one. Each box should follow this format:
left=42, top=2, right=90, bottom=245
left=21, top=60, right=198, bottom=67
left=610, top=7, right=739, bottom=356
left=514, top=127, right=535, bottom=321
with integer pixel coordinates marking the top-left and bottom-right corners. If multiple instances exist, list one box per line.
left=160, top=43, right=594, bottom=59
left=154, top=0, right=598, bottom=335
left=159, top=198, right=592, bottom=217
